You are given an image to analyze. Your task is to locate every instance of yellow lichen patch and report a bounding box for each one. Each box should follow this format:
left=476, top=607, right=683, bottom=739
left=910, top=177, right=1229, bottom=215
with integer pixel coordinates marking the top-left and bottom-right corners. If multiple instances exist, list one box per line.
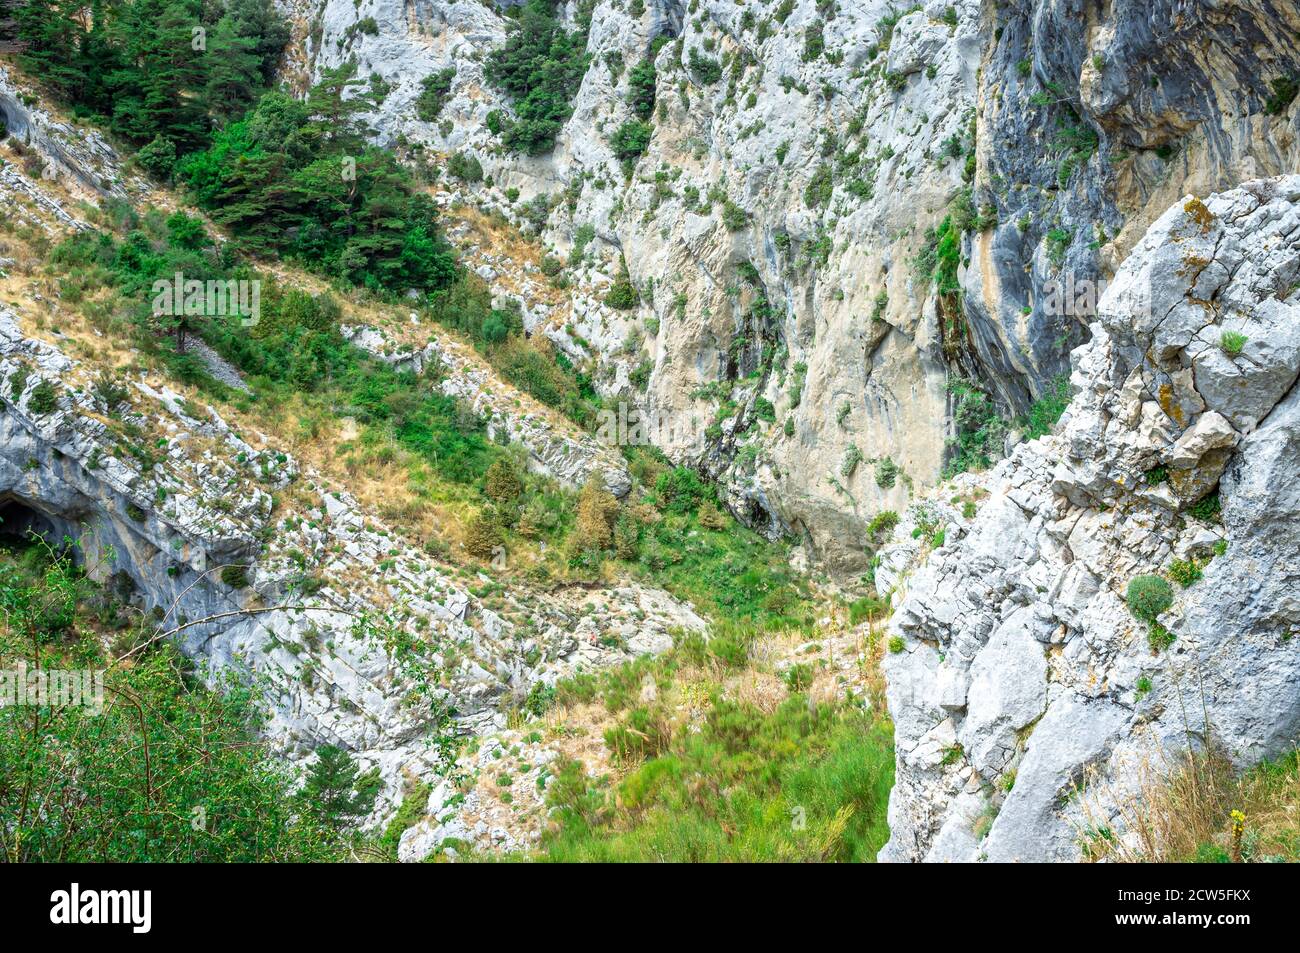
left=1157, top=383, right=1187, bottom=427
left=1183, top=196, right=1216, bottom=233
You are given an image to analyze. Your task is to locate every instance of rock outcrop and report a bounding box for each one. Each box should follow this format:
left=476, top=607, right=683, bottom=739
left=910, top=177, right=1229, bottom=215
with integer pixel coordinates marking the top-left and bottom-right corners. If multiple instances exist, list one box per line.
left=0, top=66, right=130, bottom=202
left=882, top=177, right=1300, bottom=862
left=0, top=306, right=700, bottom=821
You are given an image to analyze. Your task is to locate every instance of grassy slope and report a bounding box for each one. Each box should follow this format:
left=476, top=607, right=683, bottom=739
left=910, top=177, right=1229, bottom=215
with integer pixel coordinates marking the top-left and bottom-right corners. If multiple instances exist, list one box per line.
left=473, top=613, right=899, bottom=863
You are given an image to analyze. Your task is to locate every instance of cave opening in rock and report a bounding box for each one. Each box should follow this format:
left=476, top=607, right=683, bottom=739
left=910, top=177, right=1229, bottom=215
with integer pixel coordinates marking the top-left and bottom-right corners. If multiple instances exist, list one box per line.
left=0, top=496, right=78, bottom=556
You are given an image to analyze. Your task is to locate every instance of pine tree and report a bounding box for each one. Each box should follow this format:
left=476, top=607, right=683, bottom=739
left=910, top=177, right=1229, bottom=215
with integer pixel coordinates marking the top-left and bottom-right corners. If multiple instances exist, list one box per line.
left=464, top=508, right=504, bottom=560
left=14, top=0, right=89, bottom=98
left=203, top=14, right=262, bottom=125
left=107, top=0, right=208, bottom=148
left=484, top=458, right=524, bottom=505
left=613, top=513, right=639, bottom=560
left=223, top=0, right=289, bottom=83
left=300, top=745, right=381, bottom=827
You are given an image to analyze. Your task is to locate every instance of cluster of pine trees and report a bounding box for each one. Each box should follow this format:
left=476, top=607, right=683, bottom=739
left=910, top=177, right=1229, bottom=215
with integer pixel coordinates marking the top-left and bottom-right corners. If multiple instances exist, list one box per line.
left=9, top=0, right=286, bottom=156
left=9, top=0, right=456, bottom=293
left=485, top=0, right=590, bottom=155
left=179, top=65, right=457, bottom=291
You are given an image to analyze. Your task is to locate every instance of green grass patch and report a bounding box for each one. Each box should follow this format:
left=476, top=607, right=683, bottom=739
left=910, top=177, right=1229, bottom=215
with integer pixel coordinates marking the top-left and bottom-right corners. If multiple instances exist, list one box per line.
left=535, top=696, right=893, bottom=862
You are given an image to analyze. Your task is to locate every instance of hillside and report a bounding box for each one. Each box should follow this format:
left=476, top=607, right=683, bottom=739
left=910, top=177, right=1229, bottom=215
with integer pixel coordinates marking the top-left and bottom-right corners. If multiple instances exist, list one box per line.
left=0, top=0, right=1297, bottom=867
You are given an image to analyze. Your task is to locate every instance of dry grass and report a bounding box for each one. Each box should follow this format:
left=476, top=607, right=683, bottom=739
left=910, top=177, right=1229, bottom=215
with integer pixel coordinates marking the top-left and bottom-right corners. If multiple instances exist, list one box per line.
left=1077, top=738, right=1300, bottom=863
left=728, top=669, right=787, bottom=714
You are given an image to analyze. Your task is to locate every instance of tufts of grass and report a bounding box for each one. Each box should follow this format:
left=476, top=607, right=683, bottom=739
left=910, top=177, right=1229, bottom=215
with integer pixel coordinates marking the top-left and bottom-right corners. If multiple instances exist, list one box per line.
left=535, top=697, right=893, bottom=862
left=1219, top=330, right=1247, bottom=356
left=1078, top=747, right=1300, bottom=863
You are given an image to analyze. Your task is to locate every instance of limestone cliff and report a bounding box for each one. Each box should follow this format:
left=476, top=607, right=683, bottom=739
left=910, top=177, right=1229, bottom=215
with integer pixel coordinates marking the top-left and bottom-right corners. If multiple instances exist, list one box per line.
left=882, top=177, right=1300, bottom=862
left=303, top=0, right=1300, bottom=574
left=3, top=0, right=1299, bottom=861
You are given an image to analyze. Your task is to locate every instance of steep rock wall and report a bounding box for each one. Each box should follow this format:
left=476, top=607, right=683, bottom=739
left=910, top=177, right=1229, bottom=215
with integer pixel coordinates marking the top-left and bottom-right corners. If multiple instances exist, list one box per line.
left=305, top=0, right=1300, bottom=576
left=882, top=177, right=1300, bottom=862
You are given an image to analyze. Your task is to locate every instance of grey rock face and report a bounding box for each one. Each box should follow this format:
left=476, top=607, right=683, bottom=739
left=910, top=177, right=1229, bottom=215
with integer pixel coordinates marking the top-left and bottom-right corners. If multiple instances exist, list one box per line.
left=309, top=0, right=984, bottom=572
left=0, top=66, right=130, bottom=201
left=303, top=0, right=1300, bottom=579
left=882, top=178, right=1300, bottom=863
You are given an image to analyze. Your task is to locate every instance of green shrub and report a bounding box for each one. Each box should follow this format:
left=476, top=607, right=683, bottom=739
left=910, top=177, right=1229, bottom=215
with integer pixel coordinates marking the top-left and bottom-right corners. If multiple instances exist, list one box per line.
left=221, top=564, right=251, bottom=589
left=653, top=466, right=708, bottom=515
left=804, top=163, right=834, bottom=208
left=688, top=48, right=722, bottom=84
left=874, top=457, right=898, bottom=489
left=784, top=662, right=814, bottom=692
left=605, top=276, right=640, bottom=310
left=1045, top=227, right=1072, bottom=266
left=1144, top=465, right=1169, bottom=485
left=1193, top=841, right=1231, bottom=863
left=1264, top=76, right=1299, bottom=116
left=944, top=378, right=1009, bottom=477
left=610, top=119, right=653, bottom=163
left=866, top=510, right=899, bottom=541
left=377, top=781, right=432, bottom=857
left=484, top=0, right=589, bottom=155
left=415, top=67, right=456, bottom=122
left=848, top=596, right=887, bottom=626
left=1168, top=558, right=1203, bottom=588
left=25, top=380, right=58, bottom=415
left=841, top=445, right=863, bottom=478
left=136, top=135, right=177, bottom=179
left=483, top=458, right=524, bottom=505
left=721, top=200, right=748, bottom=231
left=626, top=356, right=650, bottom=390
left=1145, top=621, right=1174, bottom=653
left=888, top=636, right=905, bottom=654
left=1187, top=492, right=1222, bottom=523
left=524, top=680, right=557, bottom=716
left=1126, top=574, right=1172, bottom=622
left=447, top=151, right=484, bottom=182
left=802, top=21, right=825, bottom=62
left=1023, top=374, right=1070, bottom=439
left=627, top=59, right=657, bottom=120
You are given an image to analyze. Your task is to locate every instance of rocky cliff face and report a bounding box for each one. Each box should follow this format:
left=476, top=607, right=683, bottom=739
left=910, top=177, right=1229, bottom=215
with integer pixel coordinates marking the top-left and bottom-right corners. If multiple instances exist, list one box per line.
left=303, top=0, right=1300, bottom=575
left=882, top=177, right=1300, bottom=862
